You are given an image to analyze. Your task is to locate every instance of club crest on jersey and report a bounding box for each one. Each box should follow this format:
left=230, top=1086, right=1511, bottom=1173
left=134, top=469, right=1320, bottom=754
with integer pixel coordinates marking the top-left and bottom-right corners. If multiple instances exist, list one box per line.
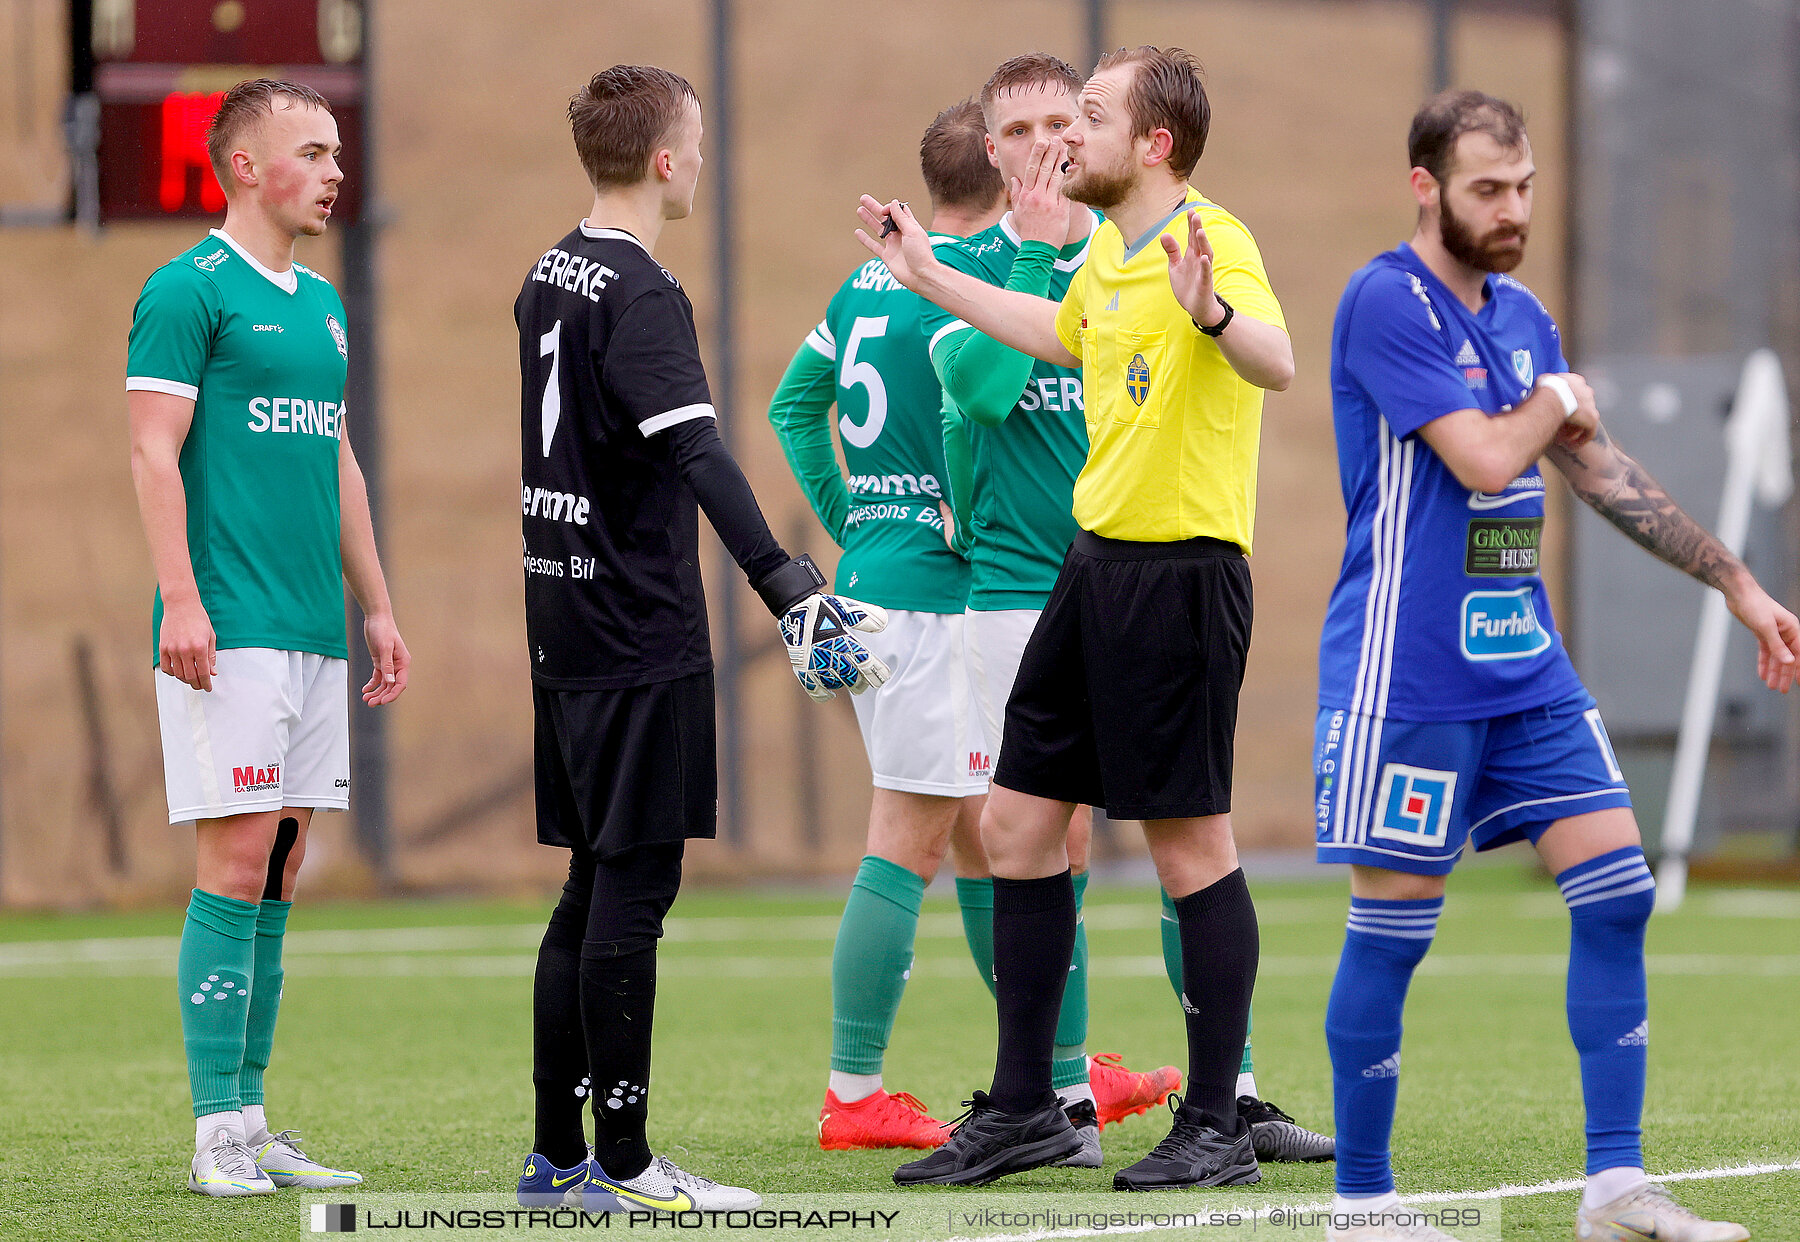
left=1370, top=764, right=1457, bottom=848
left=326, top=314, right=348, bottom=359
left=1511, top=348, right=1534, bottom=386
left=1126, top=353, right=1151, bottom=406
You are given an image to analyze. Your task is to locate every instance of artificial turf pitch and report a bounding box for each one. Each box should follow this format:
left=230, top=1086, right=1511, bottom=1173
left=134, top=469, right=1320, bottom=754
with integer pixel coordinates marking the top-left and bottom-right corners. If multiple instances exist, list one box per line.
left=1, top=862, right=1795, bottom=1240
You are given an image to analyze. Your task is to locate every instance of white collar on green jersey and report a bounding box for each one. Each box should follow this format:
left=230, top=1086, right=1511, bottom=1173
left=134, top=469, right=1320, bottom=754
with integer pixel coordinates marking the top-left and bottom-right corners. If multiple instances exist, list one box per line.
left=996, top=207, right=1098, bottom=271
left=578, top=221, right=649, bottom=253
left=209, top=228, right=298, bottom=294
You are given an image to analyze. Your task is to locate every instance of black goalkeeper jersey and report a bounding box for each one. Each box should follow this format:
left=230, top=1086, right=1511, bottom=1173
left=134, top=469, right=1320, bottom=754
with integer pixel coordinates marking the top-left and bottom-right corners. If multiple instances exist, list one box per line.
left=515, top=223, right=719, bottom=689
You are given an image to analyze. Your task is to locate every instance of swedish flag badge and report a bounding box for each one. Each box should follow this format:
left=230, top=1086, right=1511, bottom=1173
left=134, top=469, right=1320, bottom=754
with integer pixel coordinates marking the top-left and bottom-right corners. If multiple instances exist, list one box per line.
left=1126, top=353, right=1151, bottom=406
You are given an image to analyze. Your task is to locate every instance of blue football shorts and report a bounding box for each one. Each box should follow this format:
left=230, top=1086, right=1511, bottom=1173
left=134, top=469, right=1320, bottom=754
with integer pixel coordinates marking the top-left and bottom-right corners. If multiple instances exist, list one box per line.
left=1313, top=690, right=1633, bottom=875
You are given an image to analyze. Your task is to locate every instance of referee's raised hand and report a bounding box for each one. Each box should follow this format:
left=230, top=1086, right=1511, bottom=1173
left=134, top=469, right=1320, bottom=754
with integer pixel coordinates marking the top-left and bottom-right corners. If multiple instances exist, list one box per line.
left=1163, top=208, right=1224, bottom=329
left=855, top=197, right=935, bottom=291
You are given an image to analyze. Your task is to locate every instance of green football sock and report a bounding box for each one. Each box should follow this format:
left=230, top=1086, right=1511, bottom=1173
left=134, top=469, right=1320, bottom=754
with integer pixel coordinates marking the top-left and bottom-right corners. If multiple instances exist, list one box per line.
left=830, top=855, right=926, bottom=1075
left=1160, top=886, right=1183, bottom=997
left=955, top=876, right=996, bottom=999
left=1052, top=871, right=1090, bottom=1091
left=1162, top=886, right=1257, bottom=1076
left=179, top=889, right=259, bottom=1118
left=239, top=898, right=291, bottom=1107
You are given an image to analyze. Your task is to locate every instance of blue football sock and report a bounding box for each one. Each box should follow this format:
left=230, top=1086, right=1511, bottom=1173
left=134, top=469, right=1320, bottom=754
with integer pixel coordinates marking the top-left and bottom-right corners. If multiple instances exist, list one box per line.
left=1325, top=895, right=1443, bottom=1196
left=1558, top=846, right=1654, bottom=1175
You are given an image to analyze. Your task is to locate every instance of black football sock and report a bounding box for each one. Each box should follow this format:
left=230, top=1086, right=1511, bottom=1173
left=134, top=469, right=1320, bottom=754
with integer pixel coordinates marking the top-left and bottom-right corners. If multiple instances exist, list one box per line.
left=988, top=870, right=1077, bottom=1113
left=581, top=944, right=658, bottom=1181
left=531, top=884, right=590, bottom=1169
left=1174, top=868, right=1259, bottom=1135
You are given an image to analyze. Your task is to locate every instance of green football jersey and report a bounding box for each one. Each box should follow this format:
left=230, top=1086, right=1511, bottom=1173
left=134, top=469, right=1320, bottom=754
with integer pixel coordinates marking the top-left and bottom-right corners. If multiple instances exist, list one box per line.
left=127, top=230, right=349, bottom=661
left=921, top=213, right=1095, bottom=610
left=798, top=238, right=968, bottom=612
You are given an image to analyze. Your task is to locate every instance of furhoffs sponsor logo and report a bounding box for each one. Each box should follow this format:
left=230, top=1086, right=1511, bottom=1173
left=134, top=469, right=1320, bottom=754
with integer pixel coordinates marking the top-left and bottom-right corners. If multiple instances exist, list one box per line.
left=233, top=764, right=280, bottom=795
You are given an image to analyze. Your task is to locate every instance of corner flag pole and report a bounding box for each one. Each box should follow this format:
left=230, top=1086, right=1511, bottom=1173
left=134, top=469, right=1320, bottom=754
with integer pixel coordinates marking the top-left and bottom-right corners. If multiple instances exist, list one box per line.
left=1655, top=348, right=1793, bottom=911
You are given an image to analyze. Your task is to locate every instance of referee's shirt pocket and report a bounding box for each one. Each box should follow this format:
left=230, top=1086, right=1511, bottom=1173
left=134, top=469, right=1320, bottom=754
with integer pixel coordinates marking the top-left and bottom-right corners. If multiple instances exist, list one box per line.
left=1109, top=329, right=1166, bottom=429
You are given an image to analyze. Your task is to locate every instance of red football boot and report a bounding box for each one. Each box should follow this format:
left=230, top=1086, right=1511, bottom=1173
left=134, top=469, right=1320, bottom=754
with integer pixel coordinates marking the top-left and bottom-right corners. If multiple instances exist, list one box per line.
left=1088, top=1053, right=1182, bottom=1129
left=818, top=1088, right=951, bottom=1151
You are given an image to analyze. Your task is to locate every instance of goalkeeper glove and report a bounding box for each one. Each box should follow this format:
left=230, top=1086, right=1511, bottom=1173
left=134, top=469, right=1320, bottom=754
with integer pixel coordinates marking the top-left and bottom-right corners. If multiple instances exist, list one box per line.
left=753, top=555, right=891, bottom=702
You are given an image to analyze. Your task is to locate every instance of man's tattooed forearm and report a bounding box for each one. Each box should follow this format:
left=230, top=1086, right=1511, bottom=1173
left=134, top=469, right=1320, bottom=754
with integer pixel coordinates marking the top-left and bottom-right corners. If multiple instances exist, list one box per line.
left=1573, top=446, right=1742, bottom=591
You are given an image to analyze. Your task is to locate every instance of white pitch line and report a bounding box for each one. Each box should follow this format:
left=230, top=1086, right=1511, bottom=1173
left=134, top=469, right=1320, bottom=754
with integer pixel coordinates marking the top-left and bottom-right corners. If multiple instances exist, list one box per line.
left=943, top=1160, right=1800, bottom=1242
left=4, top=886, right=1790, bottom=970
left=7, top=950, right=1800, bottom=980
left=0, top=898, right=1346, bottom=971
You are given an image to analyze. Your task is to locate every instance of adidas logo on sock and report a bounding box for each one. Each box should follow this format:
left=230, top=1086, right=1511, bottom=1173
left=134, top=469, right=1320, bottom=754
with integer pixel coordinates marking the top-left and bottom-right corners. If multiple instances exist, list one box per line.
left=1616, top=1021, right=1649, bottom=1047
left=1455, top=338, right=1480, bottom=366
left=1362, top=1054, right=1402, bottom=1079
left=1180, top=991, right=1201, bottom=1015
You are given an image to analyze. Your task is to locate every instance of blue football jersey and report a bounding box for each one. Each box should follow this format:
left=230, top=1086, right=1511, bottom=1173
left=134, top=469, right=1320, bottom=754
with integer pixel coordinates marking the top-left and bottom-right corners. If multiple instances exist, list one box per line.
left=1318, top=244, right=1587, bottom=721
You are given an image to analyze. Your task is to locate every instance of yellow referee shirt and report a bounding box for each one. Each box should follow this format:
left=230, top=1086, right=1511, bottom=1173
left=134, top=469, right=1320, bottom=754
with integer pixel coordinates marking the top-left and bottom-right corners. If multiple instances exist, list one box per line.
left=1053, top=187, right=1285, bottom=551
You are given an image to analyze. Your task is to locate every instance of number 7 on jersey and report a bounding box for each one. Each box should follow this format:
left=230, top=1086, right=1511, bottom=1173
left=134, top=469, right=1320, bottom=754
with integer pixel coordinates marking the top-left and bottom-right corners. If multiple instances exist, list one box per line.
left=539, top=320, right=562, bottom=456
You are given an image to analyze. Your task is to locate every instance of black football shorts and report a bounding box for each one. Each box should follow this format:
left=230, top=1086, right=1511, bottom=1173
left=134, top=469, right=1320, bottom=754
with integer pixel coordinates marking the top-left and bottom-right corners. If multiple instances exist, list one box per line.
left=533, top=670, right=717, bottom=857
left=993, top=532, right=1252, bottom=820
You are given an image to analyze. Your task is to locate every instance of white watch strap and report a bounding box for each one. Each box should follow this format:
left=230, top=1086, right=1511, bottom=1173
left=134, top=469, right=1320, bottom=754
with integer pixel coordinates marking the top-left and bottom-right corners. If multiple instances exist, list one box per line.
left=1536, top=373, right=1578, bottom=419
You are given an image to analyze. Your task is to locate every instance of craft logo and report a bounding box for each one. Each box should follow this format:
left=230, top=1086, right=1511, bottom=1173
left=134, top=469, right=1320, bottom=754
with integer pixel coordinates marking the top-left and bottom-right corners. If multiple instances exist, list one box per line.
left=1126, top=353, right=1151, bottom=406
left=232, top=764, right=280, bottom=794
left=1370, top=764, right=1456, bottom=848
left=326, top=314, right=348, bottom=359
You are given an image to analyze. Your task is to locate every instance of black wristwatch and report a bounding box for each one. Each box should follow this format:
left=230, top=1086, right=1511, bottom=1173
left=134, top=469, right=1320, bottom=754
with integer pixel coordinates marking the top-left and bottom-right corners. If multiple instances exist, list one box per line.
left=1194, top=295, right=1234, bottom=337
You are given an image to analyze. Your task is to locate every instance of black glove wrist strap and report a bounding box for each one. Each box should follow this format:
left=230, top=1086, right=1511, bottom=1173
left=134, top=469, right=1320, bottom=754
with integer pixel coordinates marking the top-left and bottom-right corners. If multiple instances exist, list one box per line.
left=754, top=554, right=827, bottom=617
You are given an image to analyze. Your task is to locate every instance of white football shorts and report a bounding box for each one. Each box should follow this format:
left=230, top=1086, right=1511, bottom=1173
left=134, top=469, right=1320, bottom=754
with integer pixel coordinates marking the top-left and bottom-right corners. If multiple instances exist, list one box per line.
left=849, top=609, right=990, bottom=796
left=155, top=647, right=350, bottom=824
left=964, top=607, right=1045, bottom=768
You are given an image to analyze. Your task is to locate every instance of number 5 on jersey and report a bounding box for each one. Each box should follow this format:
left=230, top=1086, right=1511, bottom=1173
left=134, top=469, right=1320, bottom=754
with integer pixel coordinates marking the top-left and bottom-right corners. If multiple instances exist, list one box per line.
left=540, top=319, right=562, bottom=456
left=840, top=315, right=888, bottom=449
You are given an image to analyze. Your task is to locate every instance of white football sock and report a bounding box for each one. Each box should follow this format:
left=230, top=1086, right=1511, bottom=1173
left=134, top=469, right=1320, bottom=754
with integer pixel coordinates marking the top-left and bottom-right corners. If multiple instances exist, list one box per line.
left=196, top=1109, right=245, bottom=1152
left=241, top=1104, right=271, bottom=1146
left=829, top=1071, right=881, bottom=1103
left=1583, top=1166, right=1647, bottom=1210
left=1237, top=1071, right=1258, bottom=1099
left=1056, top=1082, right=1096, bottom=1108
left=1332, top=1190, right=1401, bottom=1214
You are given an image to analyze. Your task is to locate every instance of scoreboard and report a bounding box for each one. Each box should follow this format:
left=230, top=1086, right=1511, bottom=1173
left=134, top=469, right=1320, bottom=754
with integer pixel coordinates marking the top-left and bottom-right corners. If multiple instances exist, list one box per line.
left=82, top=0, right=367, bottom=223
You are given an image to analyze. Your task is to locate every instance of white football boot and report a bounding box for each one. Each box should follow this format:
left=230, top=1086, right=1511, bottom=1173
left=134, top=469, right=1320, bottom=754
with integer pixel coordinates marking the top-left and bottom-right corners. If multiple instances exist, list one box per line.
left=254, top=1130, right=364, bottom=1188
left=189, top=1127, right=278, bottom=1197
left=1576, top=1182, right=1748, bottom=1242
left=584, top=1153, right=760, bottom=1213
